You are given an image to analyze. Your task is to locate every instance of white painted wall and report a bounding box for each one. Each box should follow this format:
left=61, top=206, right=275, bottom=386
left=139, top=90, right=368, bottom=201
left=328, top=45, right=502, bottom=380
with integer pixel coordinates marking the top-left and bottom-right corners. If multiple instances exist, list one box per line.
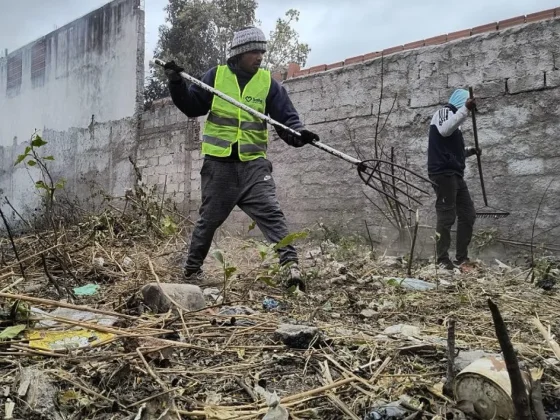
left=0, top=0, right=144, bottom=215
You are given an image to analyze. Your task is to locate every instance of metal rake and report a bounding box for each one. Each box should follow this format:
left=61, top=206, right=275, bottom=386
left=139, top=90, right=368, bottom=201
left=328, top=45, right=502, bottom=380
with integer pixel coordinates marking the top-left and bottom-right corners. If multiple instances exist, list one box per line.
left=469, top=87, right=510, bottom=219
left=153, top=58, right=435, bottom=212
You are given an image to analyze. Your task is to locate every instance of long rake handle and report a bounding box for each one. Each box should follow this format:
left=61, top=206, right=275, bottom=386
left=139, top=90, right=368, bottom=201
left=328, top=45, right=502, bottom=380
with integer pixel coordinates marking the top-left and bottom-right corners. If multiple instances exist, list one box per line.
left=153, top=58, right=361, bottom=166
left=469, top=87, right=488, bottom=206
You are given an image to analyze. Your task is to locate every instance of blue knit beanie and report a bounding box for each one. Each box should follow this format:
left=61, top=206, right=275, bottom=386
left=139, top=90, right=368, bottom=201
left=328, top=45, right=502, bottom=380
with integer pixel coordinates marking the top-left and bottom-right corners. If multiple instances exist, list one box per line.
left=448, top=89, right=469, bottom=109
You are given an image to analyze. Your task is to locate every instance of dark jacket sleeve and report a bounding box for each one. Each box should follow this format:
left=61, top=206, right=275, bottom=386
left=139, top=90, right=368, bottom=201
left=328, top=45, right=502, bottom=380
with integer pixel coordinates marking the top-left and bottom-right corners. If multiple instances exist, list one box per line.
left=168, top=67, right=217, bottom=118
left=266, top=79, right=305, bottom=146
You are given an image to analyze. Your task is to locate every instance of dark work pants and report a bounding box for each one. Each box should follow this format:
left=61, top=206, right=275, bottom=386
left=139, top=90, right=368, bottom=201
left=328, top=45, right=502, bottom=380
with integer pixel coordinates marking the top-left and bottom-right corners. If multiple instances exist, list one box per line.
left=185, top=158, right=298, bottom=272
left=429, top=173, right=476, bottom=263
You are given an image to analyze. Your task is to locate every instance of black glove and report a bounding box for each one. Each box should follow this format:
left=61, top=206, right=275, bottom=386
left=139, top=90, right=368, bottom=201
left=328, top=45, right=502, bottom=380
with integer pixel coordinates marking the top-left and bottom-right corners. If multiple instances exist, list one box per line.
left=290, top=129, right=319, bottom=148
left=163, top=60, right=184, bottom=82
left=465, top=146, right=481, bottom=157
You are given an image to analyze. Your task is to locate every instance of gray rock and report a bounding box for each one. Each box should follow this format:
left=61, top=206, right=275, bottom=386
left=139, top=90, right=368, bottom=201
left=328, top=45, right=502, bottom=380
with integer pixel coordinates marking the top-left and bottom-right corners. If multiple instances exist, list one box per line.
left=383, top=324, right=421, bottom=337
left=141, top=283, right=206, bottom=314
left=274, top=324, right=321, bottom=349
left=360, top=309, right=378, bottom=319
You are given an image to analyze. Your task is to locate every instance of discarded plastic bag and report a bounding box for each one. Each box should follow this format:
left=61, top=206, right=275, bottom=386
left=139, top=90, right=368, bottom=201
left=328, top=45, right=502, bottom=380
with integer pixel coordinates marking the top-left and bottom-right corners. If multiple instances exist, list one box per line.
left=73, top=284, right=100, bottom=296
left=255, top=385, right=288, bottom=420
left=31, top=307, right=118, bottom=328
left=262, top=297, right=287, bottom=312
left=364, top=401, right=408, bottom=419
left=384, top=277, right=435, bottom=291
left=26, top=329, right=114, bottom=351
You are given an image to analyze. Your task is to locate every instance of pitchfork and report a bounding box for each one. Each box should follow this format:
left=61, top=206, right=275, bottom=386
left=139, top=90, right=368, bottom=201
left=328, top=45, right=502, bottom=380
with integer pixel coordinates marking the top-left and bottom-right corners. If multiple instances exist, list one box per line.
left=469, top=87, right=510, bottom=219
left=153, top=59, right=435, bottom=212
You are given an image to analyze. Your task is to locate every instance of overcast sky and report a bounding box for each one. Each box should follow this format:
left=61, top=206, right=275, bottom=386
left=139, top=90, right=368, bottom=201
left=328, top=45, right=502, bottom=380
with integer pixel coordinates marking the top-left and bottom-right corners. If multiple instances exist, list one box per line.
left=0, top=0, right=557, bottom=72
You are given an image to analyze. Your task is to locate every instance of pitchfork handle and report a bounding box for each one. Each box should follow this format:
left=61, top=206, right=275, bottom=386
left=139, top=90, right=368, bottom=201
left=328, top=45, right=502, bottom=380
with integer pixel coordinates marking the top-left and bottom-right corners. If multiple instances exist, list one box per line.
left=469, top=87, right=488, bottom=206
left=152, top=58, right=362, bottom=166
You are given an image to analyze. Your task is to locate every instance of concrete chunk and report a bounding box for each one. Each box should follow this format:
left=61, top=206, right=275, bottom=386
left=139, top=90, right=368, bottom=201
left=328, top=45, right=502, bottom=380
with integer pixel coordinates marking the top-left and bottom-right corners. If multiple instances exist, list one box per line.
left=141, top=283, right=206, bottom=314
left=274, top=324, right=321, bottom=349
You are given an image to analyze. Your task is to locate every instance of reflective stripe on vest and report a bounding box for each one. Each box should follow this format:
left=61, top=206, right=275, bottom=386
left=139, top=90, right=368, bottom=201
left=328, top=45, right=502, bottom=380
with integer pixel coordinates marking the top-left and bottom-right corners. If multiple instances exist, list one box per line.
left=202, top=65, right=271, bottom=161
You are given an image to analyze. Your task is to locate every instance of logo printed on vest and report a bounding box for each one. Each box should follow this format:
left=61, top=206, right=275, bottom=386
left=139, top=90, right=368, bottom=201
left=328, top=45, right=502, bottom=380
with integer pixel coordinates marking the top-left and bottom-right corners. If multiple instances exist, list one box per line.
left=245, top=95, right=264, bottom=105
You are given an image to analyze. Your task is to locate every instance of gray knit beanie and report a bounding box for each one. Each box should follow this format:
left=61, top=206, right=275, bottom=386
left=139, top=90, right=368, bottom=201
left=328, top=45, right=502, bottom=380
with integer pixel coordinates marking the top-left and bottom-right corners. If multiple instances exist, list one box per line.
left=228, top=27, right=267, bottom=59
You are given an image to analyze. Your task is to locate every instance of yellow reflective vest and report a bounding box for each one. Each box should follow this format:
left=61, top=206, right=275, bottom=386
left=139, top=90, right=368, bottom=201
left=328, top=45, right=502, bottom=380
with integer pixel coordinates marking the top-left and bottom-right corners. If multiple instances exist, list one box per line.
left=202, top=65, right=271, bottom=161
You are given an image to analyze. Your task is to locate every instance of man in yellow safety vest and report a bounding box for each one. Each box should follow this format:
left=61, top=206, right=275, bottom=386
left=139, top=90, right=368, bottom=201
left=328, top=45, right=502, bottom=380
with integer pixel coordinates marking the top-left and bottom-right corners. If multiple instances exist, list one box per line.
left=164, top=26, right=318, bottom=292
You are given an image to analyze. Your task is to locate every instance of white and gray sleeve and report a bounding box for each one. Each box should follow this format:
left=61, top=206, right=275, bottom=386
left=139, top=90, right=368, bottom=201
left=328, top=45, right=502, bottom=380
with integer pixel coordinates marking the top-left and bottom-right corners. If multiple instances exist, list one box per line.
left=431, top=106, right=469, bottom=137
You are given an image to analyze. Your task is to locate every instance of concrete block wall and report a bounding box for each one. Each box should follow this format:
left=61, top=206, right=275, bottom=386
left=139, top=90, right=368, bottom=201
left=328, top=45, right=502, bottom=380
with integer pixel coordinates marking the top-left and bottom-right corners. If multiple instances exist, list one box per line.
left=138, top=98, right=198, bottom=211
left=140, top=10, right=560, bottom=251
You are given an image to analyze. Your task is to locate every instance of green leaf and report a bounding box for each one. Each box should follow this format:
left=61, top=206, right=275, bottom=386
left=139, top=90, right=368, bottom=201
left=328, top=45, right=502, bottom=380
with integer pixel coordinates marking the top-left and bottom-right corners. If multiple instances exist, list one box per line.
left=225, top=266, right=237, bottom=280
left=257, top=243, right=271, bottom=261
left=161, top=215, right=177, bottom=235
left=0, top=324, right=26, bottom=341
left=55, top=179, right=66, bottom=189
left=386, top=278, right=399, bottom=287
left=14, top=153, right=28, bottom=166
left=27, top=160, right=37, bottom=167
left=248, top=220, right=256, bottom=232
left=43, top=155, right=55, bottom=161
left=257, top=276, right=276, bottom=287
left=273, top=231, right=308, bottom=250
left=212, top=250, right=224, bottom=265
left=31, top=135, right=48, bottom=148
left=35, top=180, right=48, bottom=190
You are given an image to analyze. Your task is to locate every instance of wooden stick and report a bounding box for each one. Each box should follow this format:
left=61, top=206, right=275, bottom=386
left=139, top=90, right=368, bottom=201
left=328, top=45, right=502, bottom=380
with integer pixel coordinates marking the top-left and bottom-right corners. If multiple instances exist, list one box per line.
left=530, top=378, right=547, bottom=420
left=176, top=396, right=322, bottom=417
left=0, top=207, right=26, bottom=279
left=136, top=347, right=167, bottom=389
left=443, top=318, right=456, bottom=398
left=234, top=378, right=258, bottom=403
left=407, top=209, right=419, bottom=276
left=322, top=361, right=361, bottom=420
left=532, top=316, right=560, bottom=361
left=0, top=277, right=24, bottom=293
left=487, top=299, right=531, bottom=420
left=10, top=344, right=65, bottom=358
left=370, top=356, right=391, bottom=383
left=322, top=354, right=377, bottom=392
left=0, top=292, right=137, bottom=320
left=126, top=388, right=180, bottom=409
left=51, top=372, right=115, bottom=403
left=280, top=359, right=389, bottom=406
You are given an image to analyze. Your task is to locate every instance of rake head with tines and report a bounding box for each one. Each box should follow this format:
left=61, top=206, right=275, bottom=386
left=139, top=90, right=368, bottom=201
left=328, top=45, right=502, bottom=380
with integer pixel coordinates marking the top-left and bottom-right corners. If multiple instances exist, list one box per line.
left=475, top=206, right=511, bottom=219
left=469, top=87, right=510, bottom=220
left=357, top=159, right=435, bottom=212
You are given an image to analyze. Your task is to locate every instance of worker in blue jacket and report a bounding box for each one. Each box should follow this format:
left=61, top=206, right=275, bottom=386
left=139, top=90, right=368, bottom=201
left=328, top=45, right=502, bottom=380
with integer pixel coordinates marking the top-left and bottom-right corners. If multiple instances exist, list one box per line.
left=428, top=89, right=480, bottom=270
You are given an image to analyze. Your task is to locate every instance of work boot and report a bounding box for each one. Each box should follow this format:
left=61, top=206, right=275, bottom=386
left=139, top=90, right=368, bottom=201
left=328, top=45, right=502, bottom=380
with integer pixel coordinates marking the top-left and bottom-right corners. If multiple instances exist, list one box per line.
left=437, top=258, right=455, bottom=271
left=284, top=264, right=306, bottom=292
left=183, top=268, right=212, bottom=285
left=453, top=257, right=470, bottom=266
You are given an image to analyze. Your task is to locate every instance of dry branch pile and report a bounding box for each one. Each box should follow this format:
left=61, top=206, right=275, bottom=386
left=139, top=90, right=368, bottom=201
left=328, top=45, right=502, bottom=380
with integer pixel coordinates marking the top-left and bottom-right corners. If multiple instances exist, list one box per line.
left=0, top=208, right=559, bottom=420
